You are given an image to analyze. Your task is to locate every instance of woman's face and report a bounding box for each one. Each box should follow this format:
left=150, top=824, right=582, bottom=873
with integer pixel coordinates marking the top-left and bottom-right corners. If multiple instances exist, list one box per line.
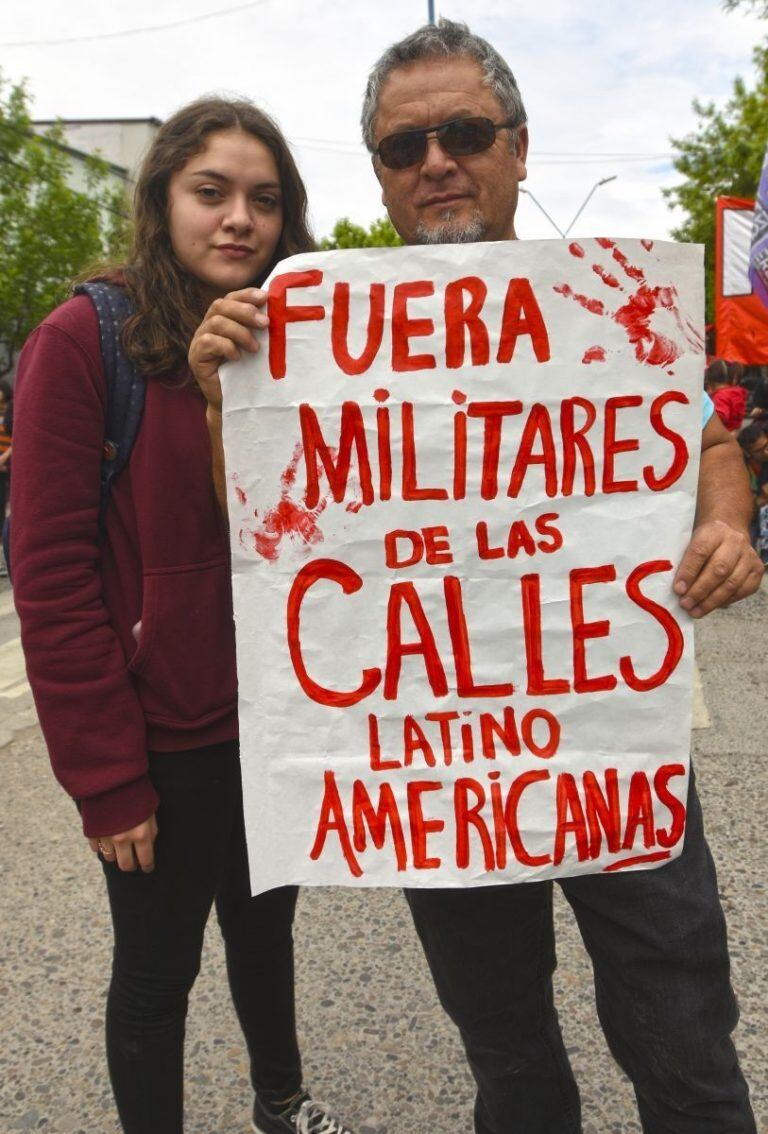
left=167, top=128, right=283, bottom=299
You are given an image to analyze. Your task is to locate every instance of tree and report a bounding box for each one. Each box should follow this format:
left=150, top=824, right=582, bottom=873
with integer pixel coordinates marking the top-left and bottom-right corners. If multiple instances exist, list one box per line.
left=0, top=73, right=128, bottom=376
left=664, top=45, right=768, bottom=323
left=722, top=0, right=768, bottom=14
left=320, top=215, right=403, bottom=250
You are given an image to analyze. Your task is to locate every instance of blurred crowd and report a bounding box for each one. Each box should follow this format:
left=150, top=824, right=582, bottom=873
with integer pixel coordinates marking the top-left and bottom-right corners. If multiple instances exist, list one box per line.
left=705, top=359, right=768, bottom=564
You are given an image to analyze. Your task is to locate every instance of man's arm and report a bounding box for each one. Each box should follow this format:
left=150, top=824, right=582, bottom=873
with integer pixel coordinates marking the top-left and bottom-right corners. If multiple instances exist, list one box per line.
left=673, top=413, right=764, bottom=617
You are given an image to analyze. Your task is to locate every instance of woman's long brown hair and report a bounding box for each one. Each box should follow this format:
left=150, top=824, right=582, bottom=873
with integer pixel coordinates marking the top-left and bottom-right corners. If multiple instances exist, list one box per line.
left=99, top=97, right=314, bottom=377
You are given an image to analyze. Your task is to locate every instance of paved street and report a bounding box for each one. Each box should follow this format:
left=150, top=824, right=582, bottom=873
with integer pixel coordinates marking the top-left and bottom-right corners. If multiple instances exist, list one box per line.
left=1, top=576, right=766, bottom=1134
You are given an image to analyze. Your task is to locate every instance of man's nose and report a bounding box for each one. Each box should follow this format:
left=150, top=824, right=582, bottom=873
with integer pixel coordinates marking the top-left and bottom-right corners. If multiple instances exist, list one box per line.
left=420, top=134, right=458, bottom=177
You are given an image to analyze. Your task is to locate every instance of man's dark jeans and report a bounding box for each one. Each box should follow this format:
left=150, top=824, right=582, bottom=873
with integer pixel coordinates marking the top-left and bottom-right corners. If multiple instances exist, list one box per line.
left=405, top=771, right=756, bottom=1134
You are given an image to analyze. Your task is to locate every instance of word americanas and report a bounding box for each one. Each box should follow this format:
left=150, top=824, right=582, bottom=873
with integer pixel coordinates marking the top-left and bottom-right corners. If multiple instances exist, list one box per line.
left=309, top=763, right=687, bottom=877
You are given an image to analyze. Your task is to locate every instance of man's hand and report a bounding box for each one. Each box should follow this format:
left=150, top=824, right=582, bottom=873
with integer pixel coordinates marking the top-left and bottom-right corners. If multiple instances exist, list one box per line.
left=88, top=814, right=158, bottom=873
left=188, top=288, right=269, bottom=411
left=674, top=520, right=764, bottom=618
left=676, top=411, right=765, bottom=617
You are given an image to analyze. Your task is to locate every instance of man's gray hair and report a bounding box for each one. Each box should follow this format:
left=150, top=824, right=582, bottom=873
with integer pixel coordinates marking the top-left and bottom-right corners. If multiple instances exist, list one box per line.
left=361, top=18, right=527, bottom=152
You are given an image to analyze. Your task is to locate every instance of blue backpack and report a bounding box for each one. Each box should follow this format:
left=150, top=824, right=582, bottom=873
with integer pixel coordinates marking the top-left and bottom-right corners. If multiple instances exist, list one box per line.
left=3, top=281, right=146, bottom=579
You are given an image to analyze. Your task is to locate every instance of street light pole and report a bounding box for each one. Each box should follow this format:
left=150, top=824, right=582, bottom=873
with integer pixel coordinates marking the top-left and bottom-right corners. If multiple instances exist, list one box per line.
left=563, top=175, right=618, bottom=237
left=427, top=0, right=435, bottom=23
left=519, top=188, right=565, bottom=237
left=520, top=176, right=618, bottom=239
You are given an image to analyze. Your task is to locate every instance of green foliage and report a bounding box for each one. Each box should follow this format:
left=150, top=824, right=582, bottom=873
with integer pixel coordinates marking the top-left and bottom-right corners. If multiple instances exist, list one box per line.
left=722, top=0, right=768, bottom=15
left=320, top=215, right=403, bottom=250
left=0, top=73, right=129, bottom=375
left=664, top=45, right=768, bottom=323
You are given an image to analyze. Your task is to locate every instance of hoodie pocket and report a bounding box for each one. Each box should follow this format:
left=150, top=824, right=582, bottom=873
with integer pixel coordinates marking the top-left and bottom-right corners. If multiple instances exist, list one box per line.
left=128, top=558, right=237, bottom=727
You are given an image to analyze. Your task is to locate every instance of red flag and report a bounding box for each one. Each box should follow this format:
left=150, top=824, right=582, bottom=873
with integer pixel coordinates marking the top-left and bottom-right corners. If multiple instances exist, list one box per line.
left=715, top=196, right=768, bottom=363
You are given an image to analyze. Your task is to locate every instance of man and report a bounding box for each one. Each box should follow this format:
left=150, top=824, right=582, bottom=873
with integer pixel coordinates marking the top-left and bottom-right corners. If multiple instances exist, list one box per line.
left=190, top=20, right=762, bottom=1132
left=356, top=19, right=761, bottom=1134
left=738, top=418, right=768, bottom=475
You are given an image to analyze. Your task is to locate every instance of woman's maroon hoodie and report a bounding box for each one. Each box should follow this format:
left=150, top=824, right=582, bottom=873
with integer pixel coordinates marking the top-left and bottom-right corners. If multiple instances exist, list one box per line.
left=11, top=295, right=238, bottom=837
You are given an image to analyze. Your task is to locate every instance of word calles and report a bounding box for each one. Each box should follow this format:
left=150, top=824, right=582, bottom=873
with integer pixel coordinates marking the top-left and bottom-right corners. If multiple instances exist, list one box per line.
left=287, top=557, right=683, bottom=707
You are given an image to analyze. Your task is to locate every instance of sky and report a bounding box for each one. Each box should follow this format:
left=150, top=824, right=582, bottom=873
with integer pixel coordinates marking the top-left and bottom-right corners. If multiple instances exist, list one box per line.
left=1, top=0, right=766, bottom=243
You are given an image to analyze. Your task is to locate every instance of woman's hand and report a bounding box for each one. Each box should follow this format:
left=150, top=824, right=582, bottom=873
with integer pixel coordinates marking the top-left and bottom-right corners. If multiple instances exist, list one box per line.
left=89, top=813, right=158, bottom=873
left=188, top=288, right=269, bottom=412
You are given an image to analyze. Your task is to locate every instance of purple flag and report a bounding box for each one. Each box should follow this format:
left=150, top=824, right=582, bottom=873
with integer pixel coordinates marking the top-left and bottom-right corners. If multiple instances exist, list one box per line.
left=749, top=146, right=768, bottom=308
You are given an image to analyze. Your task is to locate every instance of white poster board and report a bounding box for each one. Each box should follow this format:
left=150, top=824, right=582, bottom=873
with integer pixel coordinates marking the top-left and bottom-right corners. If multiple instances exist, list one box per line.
left=222, top=238, right=704, bottom=896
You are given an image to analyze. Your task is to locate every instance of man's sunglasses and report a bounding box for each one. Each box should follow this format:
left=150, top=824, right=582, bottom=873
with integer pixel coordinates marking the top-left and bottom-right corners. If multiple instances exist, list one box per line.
left=376, top=116, right=516, bottom=171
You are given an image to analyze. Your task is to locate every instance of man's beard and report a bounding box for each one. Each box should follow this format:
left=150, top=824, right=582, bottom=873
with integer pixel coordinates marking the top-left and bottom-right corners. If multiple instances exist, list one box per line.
left=414, top=209, right=488, bottom=245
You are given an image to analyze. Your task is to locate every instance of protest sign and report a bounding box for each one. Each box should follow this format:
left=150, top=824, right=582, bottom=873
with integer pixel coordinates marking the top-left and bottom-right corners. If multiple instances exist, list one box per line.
left=221, top=238, right=704, bottom=896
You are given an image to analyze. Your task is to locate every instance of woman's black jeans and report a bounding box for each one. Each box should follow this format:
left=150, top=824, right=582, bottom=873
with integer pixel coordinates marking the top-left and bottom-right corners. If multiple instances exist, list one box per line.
left=100, top=741, right=301, bottom=1134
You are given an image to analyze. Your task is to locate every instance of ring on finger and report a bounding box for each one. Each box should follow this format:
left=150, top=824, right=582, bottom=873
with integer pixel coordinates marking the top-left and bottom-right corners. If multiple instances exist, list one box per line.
left=98, top=841, right=116, bottom=856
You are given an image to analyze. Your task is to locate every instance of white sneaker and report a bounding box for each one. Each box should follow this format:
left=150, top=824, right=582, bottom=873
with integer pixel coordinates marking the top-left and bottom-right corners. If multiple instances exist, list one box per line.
left=296, top=1098, right=355, bottom=1134
left=252, top=1090, right=355, bottom=1134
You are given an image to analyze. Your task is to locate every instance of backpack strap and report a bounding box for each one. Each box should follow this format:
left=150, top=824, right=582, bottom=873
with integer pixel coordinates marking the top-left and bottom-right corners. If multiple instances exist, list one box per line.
left=73, top=281, right=146, bottom=534
left=1, top=283, right=146, bottom=581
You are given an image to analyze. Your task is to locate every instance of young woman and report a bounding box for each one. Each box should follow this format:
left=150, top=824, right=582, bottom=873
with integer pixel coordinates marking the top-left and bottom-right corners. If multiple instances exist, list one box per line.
left=11, top=98, right=353, bottom=1134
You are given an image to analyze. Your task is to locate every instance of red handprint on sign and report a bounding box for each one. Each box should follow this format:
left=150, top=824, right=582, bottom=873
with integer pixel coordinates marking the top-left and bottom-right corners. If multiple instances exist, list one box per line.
left=555, top=239, right=704, bottom=369
left=239, top=443, right=328, bottom=562
left=236, top=442, right=363, bottom=561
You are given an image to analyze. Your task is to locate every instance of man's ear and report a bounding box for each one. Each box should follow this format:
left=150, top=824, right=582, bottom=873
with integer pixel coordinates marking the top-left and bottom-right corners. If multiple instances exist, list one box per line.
left=515, top=125, right=529, bottom=183
left=372, top=156, right=388, bottom=206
